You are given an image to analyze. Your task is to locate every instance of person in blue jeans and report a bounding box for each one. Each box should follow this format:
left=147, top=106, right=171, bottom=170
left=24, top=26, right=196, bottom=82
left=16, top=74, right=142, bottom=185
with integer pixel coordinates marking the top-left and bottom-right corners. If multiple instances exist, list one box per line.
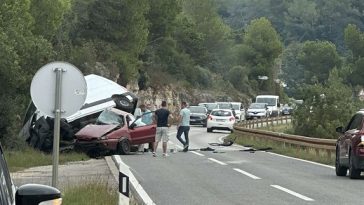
left=176, top=101, right=191, bottom=152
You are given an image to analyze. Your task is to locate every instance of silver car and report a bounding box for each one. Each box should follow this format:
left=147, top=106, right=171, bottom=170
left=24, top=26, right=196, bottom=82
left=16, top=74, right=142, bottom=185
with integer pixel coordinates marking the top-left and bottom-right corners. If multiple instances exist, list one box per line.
left=246, top=103, right=269, bottom=120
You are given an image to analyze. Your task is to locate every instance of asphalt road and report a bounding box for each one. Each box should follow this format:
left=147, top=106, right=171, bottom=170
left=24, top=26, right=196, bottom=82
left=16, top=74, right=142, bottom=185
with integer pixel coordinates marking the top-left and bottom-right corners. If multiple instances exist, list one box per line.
left=119, top=125, right=363, bottom=205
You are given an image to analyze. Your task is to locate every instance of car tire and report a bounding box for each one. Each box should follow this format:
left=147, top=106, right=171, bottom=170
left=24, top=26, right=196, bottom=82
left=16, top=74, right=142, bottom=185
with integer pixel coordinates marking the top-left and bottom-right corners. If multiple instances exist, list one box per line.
left=118, top=138, right=130, bottom=155
left=207, top=128, right=213, bottom=132
left=203, top=122, right=207, bottom=127
left=349, top=150, right=361, bottom=179
left=230, top=129, right=234, bottom=133
left=335, top=148, right=347, bottom=176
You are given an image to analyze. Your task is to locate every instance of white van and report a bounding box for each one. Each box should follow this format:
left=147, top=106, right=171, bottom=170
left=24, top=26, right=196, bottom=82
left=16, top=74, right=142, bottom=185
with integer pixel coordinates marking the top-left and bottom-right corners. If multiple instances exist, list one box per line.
left=255, top=95, right=280, bottom=117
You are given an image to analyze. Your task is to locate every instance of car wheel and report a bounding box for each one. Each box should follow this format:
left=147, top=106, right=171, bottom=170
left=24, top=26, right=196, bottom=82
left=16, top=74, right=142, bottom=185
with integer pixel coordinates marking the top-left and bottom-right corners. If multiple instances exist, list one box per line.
left=118, top=138, right=130, bottom=155
left=207, top=128, right=212, bottom=132
left=230, top=129, right=234, bottom=133
left=203, top=122, right=207, bottom=127
left=335, top=148, right=347, bottom=176
left=349, top=150, right=361, bottom=179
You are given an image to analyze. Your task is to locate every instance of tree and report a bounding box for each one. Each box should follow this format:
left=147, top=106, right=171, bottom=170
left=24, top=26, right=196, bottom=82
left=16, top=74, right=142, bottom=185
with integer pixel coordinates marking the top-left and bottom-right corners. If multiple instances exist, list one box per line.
left=238, top=17, right=283, bottom=93
left=74, top=0, right=150, bottom=86
left=280, top=42, right=304, bottom=97
left=29, top=0, right=72, bottom=40
left=293, top=69, right=361, bottom=138
left=298, top=40, right=341, bottom=84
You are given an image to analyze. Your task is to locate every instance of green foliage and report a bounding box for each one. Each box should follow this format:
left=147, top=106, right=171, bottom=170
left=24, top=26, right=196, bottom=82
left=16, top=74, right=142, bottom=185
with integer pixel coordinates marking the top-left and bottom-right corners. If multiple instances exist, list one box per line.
left=63, top=181, right=118, bottom=205
left=298, top=40, right=341, bottom=84
left=280, top=42, right=304, bottom=97
left=239, top=17, right=283, bottom=93
left=293, top=69, right=361, bottom=138
left=344, top=24, right=364, bottom=87
left=29, top=0, right=72, bottom=40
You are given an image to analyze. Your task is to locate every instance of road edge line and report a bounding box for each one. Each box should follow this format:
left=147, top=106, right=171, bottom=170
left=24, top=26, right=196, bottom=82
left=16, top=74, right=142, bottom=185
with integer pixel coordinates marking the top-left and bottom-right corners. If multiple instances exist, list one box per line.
left=111, top=155, right=156, bottom=205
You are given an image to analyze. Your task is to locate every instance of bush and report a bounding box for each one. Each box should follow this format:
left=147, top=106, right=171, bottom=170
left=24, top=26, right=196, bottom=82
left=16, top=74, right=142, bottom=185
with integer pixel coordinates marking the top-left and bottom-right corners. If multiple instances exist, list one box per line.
left=293, top=69, right=362, bottom=138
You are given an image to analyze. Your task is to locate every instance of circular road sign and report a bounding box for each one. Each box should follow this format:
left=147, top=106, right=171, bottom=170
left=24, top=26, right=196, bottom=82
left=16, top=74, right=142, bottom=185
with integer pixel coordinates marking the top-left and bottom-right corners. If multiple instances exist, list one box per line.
left=30, top=61, right=87, bottom=118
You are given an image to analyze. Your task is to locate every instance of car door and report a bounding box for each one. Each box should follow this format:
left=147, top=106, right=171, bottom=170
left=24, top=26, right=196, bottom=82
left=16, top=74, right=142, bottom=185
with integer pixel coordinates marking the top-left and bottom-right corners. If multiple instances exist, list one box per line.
left=340, top=114, right=363, bottom=161
left=128, top=115, right=156, bottom=145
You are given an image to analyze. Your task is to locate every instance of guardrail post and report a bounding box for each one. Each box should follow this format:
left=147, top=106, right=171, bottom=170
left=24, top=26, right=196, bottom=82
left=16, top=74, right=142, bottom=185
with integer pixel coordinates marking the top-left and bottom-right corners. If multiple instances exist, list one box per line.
left=260, top=118, right=263, bottom=128
left=315, top=148, right=320, bottom=158
left=119, top=162, right=130, bottom=205
left=326, top=149, right=332, bottom=160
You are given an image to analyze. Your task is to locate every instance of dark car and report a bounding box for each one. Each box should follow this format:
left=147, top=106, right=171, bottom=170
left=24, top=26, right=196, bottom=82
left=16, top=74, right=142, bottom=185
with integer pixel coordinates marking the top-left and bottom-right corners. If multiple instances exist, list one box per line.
left=188, top=106, right=208, bottom=127
left=75, top=108, right=156, bottom=157
left=335, top=110, right=364, bottom=179
left=0, top=142, right=62, bottom=205
left=281, top=104, right=293, bottom=115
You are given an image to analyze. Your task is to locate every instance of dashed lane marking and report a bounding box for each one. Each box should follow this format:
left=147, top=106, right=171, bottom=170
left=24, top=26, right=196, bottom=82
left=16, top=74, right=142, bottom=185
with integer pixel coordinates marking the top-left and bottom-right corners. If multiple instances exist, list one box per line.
left=190, top=151, right=205, bottom=156
left=271, top=185, right=314, bottom=202
left=208, top=158, right=227, bottom=165
left=233, top=168, right=261, bottom=180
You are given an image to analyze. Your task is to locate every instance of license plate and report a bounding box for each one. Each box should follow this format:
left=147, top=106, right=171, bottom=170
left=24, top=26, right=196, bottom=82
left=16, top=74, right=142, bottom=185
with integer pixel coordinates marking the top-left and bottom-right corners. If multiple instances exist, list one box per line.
left=216, top=119, right=225, bottom=122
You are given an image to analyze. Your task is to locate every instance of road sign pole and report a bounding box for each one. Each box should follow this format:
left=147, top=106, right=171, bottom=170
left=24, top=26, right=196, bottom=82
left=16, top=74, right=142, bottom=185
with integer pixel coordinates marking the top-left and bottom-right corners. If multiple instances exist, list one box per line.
left=52, top=68, right=64, bottom=188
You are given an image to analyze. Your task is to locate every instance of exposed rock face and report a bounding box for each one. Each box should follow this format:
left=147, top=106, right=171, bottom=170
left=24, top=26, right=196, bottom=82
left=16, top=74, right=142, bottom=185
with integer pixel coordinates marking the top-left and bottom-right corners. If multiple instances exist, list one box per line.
left=126, top=81, right=248, bottom=119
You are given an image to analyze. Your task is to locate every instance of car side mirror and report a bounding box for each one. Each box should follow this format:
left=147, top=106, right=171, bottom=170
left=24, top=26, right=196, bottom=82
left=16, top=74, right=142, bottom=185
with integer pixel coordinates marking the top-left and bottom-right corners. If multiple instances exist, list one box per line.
left=336, top=126, right=344, bottom=133
left=16, top=184, right=61, bottom=205
left=129, top=122, right=136, bottom=129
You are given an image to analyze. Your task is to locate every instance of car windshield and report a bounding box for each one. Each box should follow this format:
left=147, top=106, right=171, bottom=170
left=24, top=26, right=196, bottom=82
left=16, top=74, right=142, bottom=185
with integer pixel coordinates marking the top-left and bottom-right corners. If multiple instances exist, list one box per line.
left=211, top=110, right=232, bottom=116
left=232, top=104, right=241, bottom=110
left=199, top=103, right=218, bottom=111
left=189, top=106, right=206, bottom=113
left=256, top=98, right=276, bottom=106
left=218, top=103, right=231, bottom=109
left=96, top=109, right=124, bottom=125
left=249, top=103, right=266, bottom=109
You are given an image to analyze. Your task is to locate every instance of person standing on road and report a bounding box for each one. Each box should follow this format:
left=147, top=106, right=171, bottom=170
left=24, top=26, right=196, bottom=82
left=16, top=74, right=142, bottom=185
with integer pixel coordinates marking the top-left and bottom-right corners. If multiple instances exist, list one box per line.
left=176, top=101, right=190, bottom=152
left=153, top=101, right=171, bottom=157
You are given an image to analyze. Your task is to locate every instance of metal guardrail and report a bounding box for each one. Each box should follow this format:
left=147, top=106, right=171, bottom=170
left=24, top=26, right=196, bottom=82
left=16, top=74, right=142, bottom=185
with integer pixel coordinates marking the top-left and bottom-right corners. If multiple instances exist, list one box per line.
left=234, top=116, right=336, bottom=158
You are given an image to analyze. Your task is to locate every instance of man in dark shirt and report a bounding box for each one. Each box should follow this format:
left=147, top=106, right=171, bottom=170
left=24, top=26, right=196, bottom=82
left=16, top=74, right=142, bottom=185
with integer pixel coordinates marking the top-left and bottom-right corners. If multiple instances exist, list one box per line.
left=153, top=101, right=171, bottom=157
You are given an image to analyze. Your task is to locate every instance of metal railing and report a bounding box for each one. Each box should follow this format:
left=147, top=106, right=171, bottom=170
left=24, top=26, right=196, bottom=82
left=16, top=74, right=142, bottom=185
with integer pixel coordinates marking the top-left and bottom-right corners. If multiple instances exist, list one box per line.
left=234, top=116, right=336, bottom=159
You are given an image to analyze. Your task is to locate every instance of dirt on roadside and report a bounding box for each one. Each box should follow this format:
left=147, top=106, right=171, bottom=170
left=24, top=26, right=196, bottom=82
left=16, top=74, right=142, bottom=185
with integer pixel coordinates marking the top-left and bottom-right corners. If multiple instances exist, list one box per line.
left=10, top=158, right=118, bottom=192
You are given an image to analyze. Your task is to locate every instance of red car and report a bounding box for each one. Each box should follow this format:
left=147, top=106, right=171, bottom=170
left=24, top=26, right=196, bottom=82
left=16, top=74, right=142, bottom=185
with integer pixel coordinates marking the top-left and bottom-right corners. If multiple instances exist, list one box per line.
left=75, top=108, right=156, bottom=156
left=335, top=110, right=364, bottom=179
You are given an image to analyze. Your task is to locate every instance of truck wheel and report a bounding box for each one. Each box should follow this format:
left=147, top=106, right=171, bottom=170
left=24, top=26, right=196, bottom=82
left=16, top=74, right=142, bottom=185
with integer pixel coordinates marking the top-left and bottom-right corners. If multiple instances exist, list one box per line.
left=118, top=139, right=130, bottom=155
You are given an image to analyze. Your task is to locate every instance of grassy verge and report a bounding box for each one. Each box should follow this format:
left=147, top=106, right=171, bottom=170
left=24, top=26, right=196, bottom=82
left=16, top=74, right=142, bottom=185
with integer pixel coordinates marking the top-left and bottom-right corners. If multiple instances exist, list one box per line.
left=62, top=181, right=118, bottom=205
left=5, top=146, right=89, bottom=172
left=228, top=133, right=335, bottom=165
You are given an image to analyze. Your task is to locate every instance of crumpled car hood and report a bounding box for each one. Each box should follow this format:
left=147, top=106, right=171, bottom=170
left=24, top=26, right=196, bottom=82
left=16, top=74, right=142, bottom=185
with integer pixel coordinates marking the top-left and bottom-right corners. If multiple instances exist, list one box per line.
left=75, top=124, right=118, bottom=140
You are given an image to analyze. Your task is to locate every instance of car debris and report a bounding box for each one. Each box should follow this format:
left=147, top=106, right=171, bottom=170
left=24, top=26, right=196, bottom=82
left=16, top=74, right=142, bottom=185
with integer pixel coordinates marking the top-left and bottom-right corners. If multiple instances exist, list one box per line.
left=20, top=74, right=138, bottom=152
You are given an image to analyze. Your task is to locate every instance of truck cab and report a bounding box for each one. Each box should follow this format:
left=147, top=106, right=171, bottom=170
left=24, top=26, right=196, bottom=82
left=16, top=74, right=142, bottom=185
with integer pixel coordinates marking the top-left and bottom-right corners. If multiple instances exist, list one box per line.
left=255, top=95, right=280, bottom=117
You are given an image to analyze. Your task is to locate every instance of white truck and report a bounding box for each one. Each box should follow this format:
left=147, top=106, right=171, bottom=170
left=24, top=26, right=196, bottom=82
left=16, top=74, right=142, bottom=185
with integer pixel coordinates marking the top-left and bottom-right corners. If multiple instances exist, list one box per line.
left=255, top=95, right=280, bottom=117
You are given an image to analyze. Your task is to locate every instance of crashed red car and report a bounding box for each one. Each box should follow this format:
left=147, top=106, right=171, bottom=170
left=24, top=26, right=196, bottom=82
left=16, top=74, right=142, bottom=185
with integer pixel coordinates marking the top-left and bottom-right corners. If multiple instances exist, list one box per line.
left=75, top=108, right=156, bottom=156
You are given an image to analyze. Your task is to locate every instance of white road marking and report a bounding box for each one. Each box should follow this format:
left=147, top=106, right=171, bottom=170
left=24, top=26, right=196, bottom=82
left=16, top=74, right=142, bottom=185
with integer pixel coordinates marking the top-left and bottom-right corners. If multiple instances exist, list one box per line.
left=233, top=168, right=261, bottom=179
left=190, top=151, right=205, bottom=156
left=208, top=158, right=227, bottom=165
left=271, top=185, right=314, bottom=201
left=267, top=152, right=335, bottom=169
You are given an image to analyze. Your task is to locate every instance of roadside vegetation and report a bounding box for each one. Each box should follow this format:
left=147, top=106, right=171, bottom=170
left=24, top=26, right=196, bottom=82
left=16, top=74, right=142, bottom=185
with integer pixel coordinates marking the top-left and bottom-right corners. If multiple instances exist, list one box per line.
left=62, top=181, right=118, bottom=205
left=5, top=146, right=88, bottom=172
left=228, top=133, right=335, bottom=165
left=2, top=0, right=364, bottom=150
